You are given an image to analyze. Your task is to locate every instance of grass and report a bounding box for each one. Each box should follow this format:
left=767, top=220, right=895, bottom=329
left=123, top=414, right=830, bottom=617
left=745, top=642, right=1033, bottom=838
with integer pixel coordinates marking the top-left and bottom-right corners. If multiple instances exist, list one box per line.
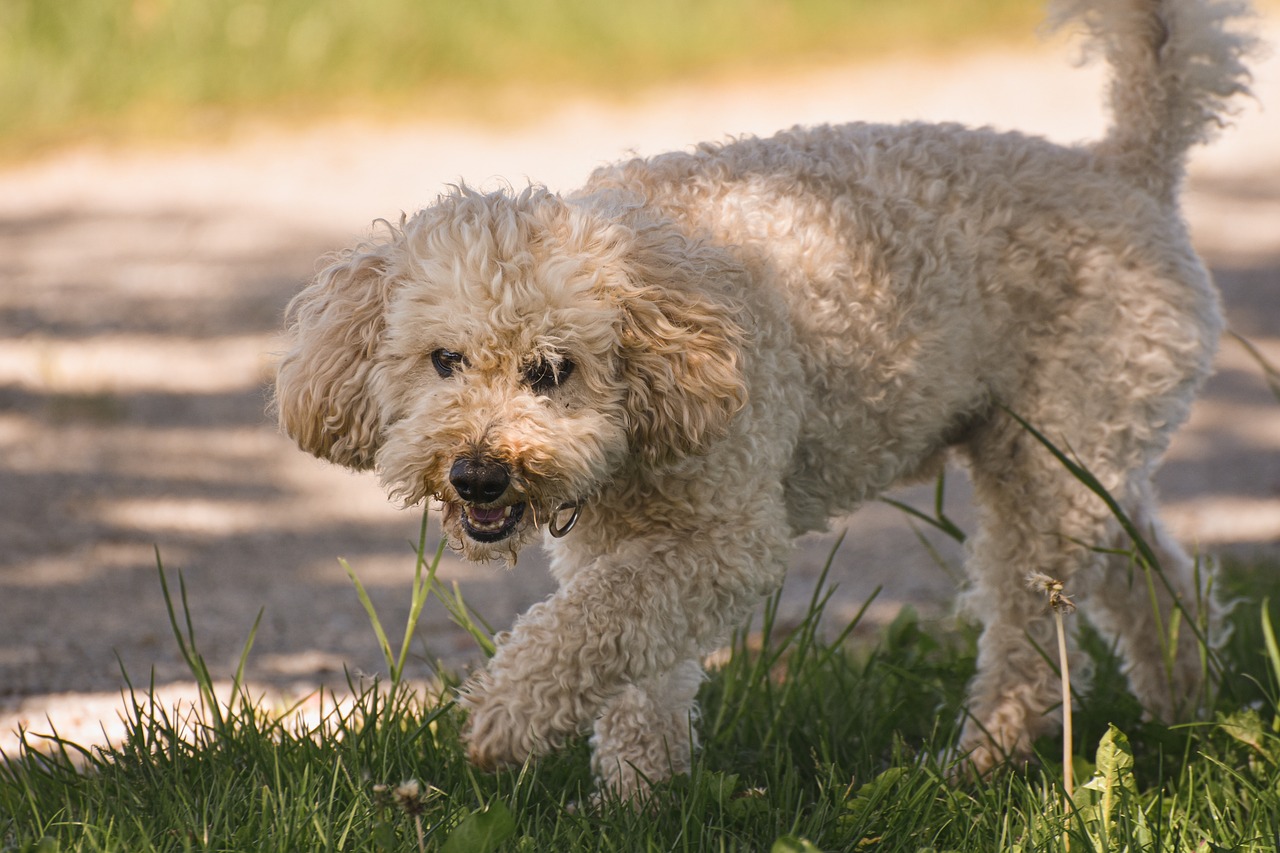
left=5, top=394, right=1280, bottom=850
left=0, top=0, right=1044, bottom=160
left=2, top=511, right=1280, bottom=851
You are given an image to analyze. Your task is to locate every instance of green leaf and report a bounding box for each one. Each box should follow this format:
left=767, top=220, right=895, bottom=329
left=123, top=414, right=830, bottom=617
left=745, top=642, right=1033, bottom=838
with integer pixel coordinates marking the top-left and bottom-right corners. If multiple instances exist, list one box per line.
left=440, top=802, right=517, bottom=853
left=699, top=771, right=741, bottom=809
left=726, top=786, right=772, bottom=821
left=1219, top=709, right=1277, bottom=764
left=1080, top=724, right=1138, bottom=846
left=771, top=836, right=824, bottom=853
left=27, top=839, right=60, bottom=853
left=1093, top=724, right=1137, bottom=795
left=371, top=820, right=398, bottom=852
left=838, top=766, right=908, bottom=836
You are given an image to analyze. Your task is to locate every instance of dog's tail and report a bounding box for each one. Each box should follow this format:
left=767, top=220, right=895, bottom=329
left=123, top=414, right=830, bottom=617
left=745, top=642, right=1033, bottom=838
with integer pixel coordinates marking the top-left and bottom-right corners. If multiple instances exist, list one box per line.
left=1049, top=0, right=1259, bottom=203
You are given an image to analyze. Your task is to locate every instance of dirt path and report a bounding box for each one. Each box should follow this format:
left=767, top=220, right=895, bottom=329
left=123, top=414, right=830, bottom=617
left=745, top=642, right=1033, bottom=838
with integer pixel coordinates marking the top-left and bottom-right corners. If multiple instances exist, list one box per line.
left=3, top=27, right=1278, bottom=752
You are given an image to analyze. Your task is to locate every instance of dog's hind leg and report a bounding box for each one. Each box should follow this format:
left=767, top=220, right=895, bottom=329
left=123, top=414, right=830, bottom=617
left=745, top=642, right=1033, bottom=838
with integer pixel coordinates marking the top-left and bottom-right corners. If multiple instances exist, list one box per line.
left=951, top=240, right=1220, bottom=774
left=954, top=395, right=1146, bottom=774
left=1081, top=483, right=1215, bottom=723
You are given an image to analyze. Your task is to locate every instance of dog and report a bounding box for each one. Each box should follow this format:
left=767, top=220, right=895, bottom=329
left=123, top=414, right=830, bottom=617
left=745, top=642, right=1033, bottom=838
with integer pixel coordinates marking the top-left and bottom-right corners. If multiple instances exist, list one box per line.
left=276, top=0, right=1256, bottom=798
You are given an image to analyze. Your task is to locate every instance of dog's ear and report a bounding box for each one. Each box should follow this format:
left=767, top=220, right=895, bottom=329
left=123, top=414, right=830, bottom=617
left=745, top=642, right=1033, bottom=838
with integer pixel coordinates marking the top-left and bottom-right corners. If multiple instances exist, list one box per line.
left=614, top=229, right=748, bottom=467
left=275, top=246, right=395, bottom=470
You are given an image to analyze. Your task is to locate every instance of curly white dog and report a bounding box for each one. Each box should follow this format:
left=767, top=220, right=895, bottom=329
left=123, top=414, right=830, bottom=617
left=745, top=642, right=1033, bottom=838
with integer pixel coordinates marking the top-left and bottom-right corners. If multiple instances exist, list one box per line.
left=277, top=0, right=1256, bottom=798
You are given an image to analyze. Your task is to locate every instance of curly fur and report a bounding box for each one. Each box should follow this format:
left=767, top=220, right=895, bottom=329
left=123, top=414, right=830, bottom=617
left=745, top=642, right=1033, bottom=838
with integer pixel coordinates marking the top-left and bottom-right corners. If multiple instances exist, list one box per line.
left=275, top=0, right=1258, bottom=797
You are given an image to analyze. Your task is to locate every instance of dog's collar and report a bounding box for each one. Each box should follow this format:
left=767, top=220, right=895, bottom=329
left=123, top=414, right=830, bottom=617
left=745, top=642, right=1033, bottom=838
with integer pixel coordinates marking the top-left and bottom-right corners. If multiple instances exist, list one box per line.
left=548, top=502, right=582, bottom=538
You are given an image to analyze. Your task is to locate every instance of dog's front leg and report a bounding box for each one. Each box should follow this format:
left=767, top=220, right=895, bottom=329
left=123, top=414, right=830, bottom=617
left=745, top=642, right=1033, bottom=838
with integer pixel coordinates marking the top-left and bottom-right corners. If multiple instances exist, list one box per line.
left=461, top=532, right=784, bottom=779
left=588, top=657, right=705, bottom=799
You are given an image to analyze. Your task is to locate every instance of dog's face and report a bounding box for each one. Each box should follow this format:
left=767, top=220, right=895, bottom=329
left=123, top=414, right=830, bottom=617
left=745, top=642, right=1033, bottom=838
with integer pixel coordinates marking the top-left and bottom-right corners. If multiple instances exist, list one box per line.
left=370, top=207, right=634, bottom=562
left=276, top=186, right=747, bottom=563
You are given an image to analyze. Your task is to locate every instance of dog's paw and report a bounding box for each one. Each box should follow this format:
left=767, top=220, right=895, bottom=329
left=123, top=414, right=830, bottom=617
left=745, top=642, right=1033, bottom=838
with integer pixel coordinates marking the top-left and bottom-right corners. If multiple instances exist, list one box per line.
left=940, top=739, right=998, bottom=785
left=943, top=732, right=1035, bottom=785
left=459, top=676, right=538, bottom=771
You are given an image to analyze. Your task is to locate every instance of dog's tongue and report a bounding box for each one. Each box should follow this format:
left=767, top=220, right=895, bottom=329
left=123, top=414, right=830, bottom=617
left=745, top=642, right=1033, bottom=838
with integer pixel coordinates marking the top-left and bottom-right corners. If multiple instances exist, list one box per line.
left=470, top=506, right=507, bottom=524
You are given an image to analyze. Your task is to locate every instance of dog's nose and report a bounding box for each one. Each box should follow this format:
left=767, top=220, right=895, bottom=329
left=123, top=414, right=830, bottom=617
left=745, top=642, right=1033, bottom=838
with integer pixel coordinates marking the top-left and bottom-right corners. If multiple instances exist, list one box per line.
left=449, top=457, right=511, bottom=504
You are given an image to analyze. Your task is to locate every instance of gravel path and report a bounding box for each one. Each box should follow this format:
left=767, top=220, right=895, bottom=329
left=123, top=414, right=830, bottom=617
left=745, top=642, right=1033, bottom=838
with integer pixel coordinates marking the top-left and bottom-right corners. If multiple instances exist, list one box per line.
left=2, top=26, right=1278, bottom=753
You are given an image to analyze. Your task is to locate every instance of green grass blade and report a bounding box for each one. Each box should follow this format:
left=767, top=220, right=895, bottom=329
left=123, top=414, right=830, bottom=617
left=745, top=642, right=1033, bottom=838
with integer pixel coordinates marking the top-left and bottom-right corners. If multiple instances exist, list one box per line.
left=880, top=496, right=967, bottom=544
left=437, top=580, right=496, bottom=658
left=232, top=608, right=264, bottom=702
left=154, top=550, right=225, bottom=731
left=1262, top=598, right=1280, bottom=698
left=397, top=510, right=445, bottom=680
left=1230, top=330, right=1280, bottom=403
left=880, top=469, right=967, bottom=544
left=341, top=557, right=397, bottom=679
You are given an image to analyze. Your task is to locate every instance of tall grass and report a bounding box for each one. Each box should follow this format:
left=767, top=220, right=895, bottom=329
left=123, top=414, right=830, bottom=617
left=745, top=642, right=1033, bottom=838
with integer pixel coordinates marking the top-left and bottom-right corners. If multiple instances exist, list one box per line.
left=0, top=0, right=1040, bottom=156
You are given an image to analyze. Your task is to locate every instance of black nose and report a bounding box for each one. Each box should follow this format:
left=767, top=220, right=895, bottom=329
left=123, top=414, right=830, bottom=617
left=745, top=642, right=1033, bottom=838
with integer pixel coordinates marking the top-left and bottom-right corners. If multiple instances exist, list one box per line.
left=449, top=457, right=511, bottom=503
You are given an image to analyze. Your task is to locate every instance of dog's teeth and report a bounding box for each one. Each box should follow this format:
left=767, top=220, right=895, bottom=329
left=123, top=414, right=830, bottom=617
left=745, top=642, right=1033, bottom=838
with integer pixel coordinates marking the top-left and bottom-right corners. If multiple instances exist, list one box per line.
left=464, top=504, right=518, bottom=532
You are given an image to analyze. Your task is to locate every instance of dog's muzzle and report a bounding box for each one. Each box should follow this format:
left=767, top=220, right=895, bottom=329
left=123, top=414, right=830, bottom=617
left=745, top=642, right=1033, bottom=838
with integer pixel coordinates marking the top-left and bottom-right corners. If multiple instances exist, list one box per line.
left=448, top=456, right=522, bottom=542
left=449, top=457, right=510, bottom=504
left=447, top=456, right=582, bottom=542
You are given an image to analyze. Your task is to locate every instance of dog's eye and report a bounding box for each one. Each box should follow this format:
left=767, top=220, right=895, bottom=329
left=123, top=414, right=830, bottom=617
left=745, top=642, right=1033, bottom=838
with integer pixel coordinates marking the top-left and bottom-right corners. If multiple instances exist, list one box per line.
left=524, top=357, right=575, bottom=393
left=431, top=349, right=466, bottom=378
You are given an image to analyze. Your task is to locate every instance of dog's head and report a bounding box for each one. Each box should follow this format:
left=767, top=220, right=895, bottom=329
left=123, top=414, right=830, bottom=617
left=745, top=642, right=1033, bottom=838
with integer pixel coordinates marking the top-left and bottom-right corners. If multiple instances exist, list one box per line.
left=275, top=185, right=746, bottom=562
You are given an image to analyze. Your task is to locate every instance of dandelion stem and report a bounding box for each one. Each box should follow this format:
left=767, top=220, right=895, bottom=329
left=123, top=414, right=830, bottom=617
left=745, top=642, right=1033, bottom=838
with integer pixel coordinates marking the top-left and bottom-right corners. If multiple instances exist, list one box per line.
left=1027, top=571, right=1076, bottom=843
left=1055, top=607, right=1073, bottom=808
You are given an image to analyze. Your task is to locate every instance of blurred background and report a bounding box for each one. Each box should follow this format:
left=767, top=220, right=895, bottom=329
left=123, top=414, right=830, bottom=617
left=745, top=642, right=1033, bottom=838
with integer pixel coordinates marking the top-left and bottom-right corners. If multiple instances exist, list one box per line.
left=0, top=0, right=1045, bottom=157
left=1, top=0, right=1277, bottom=748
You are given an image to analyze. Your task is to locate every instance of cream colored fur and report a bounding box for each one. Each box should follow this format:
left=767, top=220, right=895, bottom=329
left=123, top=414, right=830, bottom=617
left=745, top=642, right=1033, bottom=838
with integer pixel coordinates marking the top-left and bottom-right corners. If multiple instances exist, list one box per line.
left=276, top=0, right=1257, bottom=798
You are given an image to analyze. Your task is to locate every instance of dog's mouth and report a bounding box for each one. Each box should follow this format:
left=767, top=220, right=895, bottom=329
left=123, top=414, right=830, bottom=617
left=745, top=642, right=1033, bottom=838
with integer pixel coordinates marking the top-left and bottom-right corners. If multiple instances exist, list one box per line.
left=459, top=502, right=526, bottom=543
left=451, top=499, right=582, bottom=544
